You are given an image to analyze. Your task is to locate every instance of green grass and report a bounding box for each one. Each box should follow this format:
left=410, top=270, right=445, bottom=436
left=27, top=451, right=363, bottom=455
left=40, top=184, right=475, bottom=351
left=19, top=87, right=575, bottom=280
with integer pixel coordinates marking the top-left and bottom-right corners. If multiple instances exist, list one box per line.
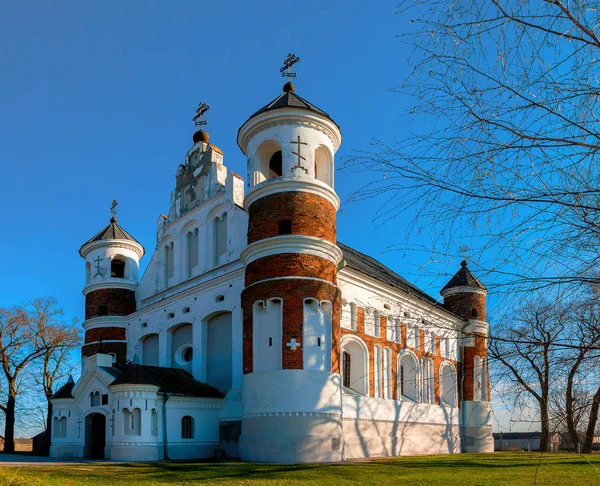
left=1, top=453, right=599, bottom=485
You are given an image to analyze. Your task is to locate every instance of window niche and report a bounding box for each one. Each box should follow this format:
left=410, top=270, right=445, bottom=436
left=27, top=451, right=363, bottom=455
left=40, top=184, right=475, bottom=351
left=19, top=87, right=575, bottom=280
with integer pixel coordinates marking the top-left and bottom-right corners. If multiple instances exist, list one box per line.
left=278, top=219, right=292, bottom=235
left=181, top=415, right=195, bottom=439
left=111, top=258, right=125, bottom=278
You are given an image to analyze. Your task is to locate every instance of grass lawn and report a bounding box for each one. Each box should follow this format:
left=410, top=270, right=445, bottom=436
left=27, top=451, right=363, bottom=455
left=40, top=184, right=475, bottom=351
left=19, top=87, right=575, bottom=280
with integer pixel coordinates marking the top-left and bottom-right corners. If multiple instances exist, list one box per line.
left=1, top=453, right=599, bottom=485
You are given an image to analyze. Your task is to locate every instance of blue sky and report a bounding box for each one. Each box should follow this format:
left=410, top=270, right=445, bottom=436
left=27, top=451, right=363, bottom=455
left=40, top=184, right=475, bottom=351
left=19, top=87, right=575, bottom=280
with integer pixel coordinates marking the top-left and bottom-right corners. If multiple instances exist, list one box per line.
left=0, top=0, right=435, bottom=319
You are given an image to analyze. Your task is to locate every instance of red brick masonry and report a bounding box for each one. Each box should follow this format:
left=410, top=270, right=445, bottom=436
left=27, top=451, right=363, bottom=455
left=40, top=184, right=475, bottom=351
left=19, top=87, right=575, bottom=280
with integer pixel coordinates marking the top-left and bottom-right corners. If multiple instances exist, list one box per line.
left=85, top=288, right=136, bottom=319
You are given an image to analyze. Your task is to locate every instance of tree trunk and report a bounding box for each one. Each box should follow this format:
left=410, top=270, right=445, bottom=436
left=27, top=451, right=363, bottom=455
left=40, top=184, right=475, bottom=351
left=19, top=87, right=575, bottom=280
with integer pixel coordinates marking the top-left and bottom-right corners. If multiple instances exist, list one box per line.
left=565, top=372, right=581, bottom=449
left=582, top=386, right=600, bottom=453
left=3, top=394, right=16, bottom=453
left=539, top=400, right=550, bottom=452
left=42, top=398, right=52, bottom=456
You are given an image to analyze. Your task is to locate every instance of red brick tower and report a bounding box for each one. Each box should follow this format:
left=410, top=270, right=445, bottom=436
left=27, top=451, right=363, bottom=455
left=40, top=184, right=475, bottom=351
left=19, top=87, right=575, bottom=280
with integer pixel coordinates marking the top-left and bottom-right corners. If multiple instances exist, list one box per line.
left=237, top=78, right=344, bottom=462
left=441, top=260, right=493, bottom=452
left=79, top=213, right=144, bottom=366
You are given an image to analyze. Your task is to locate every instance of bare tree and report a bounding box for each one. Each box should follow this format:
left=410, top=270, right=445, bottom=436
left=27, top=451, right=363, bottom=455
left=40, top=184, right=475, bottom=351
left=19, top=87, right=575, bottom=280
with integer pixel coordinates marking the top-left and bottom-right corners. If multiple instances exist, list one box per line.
left=346, top=0, right=600, bottom=296
left=30, top=298, right=80, bottom=455
left=0, top=298, right=79, bottom=454
left=490, top=300, right=569, bottom=452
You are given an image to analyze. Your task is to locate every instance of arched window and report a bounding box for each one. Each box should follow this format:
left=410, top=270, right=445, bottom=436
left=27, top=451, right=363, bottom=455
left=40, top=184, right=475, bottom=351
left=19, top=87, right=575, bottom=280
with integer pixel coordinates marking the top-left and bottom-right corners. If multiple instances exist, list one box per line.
left=341, top=336, right=369, bottom=396
left=90, top=391, right=100, bottom=407
left=303, top=300, right=332, bottom=372
left=53, top=417, right=67, bottom=438
left=181, top=415, right=194, bottom=439
left=123, top=408, right=141, bottom=436
left=214, top=214, right=227, bottom=266
left=165, top=242, right=174, bottom=282
left=314, top=146, right=333, bottom=186
left=269, top=151, right=283, bottom=178
left=373, top=345, right=382, bottom=398
left=151, top=409, right=158, bottom=436
left=399, top=353, right=419, bottom=401
left=111, top=258, right=125, bottom=278
left=186, top=229, right=199, bottom=278
left=278, top=219, right=292, bottom=235
left=440, top=363, right=457, bottom=407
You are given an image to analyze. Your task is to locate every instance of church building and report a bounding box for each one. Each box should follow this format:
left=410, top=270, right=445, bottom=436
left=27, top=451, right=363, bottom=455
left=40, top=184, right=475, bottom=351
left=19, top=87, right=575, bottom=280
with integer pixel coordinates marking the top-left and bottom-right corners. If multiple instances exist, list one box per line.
left=49, top=61, right=493, bottom=462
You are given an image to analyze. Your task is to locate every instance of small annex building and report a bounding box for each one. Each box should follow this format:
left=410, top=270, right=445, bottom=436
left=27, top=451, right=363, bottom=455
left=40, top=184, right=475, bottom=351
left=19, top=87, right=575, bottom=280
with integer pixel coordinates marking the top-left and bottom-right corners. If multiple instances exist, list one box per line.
left=50, top=69, right=493, bottom=462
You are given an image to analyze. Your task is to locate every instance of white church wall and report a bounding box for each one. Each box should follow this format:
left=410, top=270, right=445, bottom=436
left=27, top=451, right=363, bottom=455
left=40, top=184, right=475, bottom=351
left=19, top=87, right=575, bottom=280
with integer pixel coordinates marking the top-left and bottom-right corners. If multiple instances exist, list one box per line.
left=206, top=312, right=233, bottom=392
left=253, top=299, right=282, bottom=372
left=128, top=269, right=245, bottom=388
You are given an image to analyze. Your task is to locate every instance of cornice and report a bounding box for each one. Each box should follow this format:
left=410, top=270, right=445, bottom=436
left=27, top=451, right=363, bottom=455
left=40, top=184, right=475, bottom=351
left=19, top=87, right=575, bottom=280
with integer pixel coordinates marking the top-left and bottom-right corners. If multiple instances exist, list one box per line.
left=82, top=315, right=128, bottom=331
left=237, top=109, right=342, bottom=153
left=80, top=239, right=145, bottom=259
left=83, top=281, right=137, bottom=296
left=441, top=285, right=487, bottom=298
left=240, top=235, right=343, bottom=266
left=243, top=177, right=340, bottom=211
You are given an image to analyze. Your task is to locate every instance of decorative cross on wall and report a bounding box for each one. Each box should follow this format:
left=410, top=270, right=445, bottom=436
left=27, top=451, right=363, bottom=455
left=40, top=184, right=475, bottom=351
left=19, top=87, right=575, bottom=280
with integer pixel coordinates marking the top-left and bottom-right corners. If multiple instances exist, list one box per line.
left=290, top=135, right=308, bottom=173
left=280, top=53, right=300, bottom=79
left=93, top=256, right=104, bottom=278
left=286, top=338, right=301, bottom=351
left=193, top=102, right=210, bottom=126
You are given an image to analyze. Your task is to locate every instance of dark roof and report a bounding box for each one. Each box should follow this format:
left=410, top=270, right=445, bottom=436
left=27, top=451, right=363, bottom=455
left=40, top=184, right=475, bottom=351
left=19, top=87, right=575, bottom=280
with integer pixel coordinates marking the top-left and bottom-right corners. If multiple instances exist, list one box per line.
left=241, top=89, right=340, bottom=131
left=109, top=364, right=225, bottom=398
left=51, top=375, right=75, bottom=399
left=441, top=260, right=487, bottom=293
left=338, top=242, right=441, bottom=307
left=79, top=218, right=143, bottom=254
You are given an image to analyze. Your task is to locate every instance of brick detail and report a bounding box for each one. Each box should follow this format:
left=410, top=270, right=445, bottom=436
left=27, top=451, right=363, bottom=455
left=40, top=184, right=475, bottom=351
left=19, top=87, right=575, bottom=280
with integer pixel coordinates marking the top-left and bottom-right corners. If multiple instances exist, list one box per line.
left=245, top=254, right=337, bottom=287
left=84, top=327, right=126, bottom=344
left=342, top=309, right=459, bottom=405
left=242, top=279, right=341, bottom=374
left=81, top=342, right=127, bottom=366
left=247, top=192, right=336, bottom=244
left=85, top=288, right=136, bottom=320
left=443, top=292, right=486, bottom=322
left=462, top=334, right=490, bottom=402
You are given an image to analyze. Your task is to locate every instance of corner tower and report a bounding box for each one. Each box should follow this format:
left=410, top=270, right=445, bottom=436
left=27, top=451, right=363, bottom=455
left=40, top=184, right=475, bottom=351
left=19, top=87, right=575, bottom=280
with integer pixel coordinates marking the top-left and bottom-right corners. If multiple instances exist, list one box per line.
left=441, top=260, right=493, bottom=453
left=238, top=72, right=344, bottom=462
left=79, top=211, right=144, bottom=367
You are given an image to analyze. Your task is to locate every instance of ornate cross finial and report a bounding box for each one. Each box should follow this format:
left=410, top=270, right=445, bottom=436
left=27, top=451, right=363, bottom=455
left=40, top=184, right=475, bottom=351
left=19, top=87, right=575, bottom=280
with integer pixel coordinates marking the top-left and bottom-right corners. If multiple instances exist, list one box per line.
left=458, top=245, right=469, bottom=260
left=193, top=102, right=210, bottom=126
left=111, top=199, right=118, bottom=217
left=280, top=53, right=300, bottom=79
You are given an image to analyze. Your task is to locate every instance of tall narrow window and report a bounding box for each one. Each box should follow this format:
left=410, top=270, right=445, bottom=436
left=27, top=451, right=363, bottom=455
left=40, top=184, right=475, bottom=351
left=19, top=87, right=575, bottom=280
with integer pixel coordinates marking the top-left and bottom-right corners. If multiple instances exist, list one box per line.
left=343, top=351, right=351, bottom=388
left=399, top=353, right=419, bottom=401
left=165, top=242, right=174, bottom=281
left=111, top=258, right=125, bottom=278
left=350, top=303, right=357, bottom=331
left=278, top=219, right=292, bottom=235
left=373, top=312, right=381, bottom=338
left=181, top=415, right=194, bottom=439
left=214, top=214, right=227, bottom=266
left=428, top=359, right=435, bottom=404
left=269, top=151, right=283, bottom=178
left=383, top=347, right=392, bottom=399
left=421, top=357, right=427, bottom=403
left=374, top=345, right=382, bottom=398
left=151, top=409, right=158, bottom=436
left=186, top=229, right=199, bottom=278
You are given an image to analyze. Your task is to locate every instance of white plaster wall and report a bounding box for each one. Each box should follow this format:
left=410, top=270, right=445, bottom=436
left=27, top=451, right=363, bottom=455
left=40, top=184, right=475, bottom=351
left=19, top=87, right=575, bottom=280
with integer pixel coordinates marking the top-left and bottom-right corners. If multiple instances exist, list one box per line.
left=128, top=271, right=244, bottom=388
left=83, top=244, right=140, bottom=293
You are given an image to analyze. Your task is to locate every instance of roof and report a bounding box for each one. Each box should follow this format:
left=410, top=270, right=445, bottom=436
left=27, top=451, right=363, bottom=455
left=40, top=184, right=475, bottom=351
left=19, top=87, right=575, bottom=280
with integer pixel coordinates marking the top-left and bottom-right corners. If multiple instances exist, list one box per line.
left=441, top=260, right=487, bottom=293
left=79, top=218, right=143, bottom=254
left=338, top=242, right=442, bottom=307
left=51, top=375, right=75, bottom=399
left=493, top=432, right=543, bottom=440
left=109, top=364, right=225, bottom=398
left=241, top=89, right=340, bottom=131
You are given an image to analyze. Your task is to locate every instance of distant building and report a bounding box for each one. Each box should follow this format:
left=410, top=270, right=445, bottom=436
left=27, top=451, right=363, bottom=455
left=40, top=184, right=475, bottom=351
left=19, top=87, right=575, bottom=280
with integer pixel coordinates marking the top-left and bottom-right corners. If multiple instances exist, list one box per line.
left=494, top=432, right=560, bottom=452
left=49, top=70, right=493, bottom=462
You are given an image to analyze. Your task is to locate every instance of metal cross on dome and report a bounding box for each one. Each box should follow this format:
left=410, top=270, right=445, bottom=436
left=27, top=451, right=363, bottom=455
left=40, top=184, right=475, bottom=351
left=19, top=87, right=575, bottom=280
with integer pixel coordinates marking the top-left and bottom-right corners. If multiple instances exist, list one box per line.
left=193, top=102, right=210, bottom=126
left=111, top=199, right=118, bottom=218
left=280, top=53, right=300, bottom=79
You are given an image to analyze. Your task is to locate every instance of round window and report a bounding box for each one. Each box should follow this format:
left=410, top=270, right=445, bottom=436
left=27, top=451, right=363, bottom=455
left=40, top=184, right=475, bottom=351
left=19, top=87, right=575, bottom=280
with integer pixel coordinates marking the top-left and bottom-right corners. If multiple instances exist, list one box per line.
left=183, top=347, right=193, bottom=363
left=174, top=343, right=194, bottom=365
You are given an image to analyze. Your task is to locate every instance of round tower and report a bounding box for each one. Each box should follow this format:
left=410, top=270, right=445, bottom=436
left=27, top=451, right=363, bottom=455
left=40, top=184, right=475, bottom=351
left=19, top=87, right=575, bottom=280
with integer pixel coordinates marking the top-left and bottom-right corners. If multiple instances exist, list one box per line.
left=238, top=76, right=344, bottom=462
left=441, top=260, right=493, bottom=453
left=79, top=213, right=144, bottom=366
